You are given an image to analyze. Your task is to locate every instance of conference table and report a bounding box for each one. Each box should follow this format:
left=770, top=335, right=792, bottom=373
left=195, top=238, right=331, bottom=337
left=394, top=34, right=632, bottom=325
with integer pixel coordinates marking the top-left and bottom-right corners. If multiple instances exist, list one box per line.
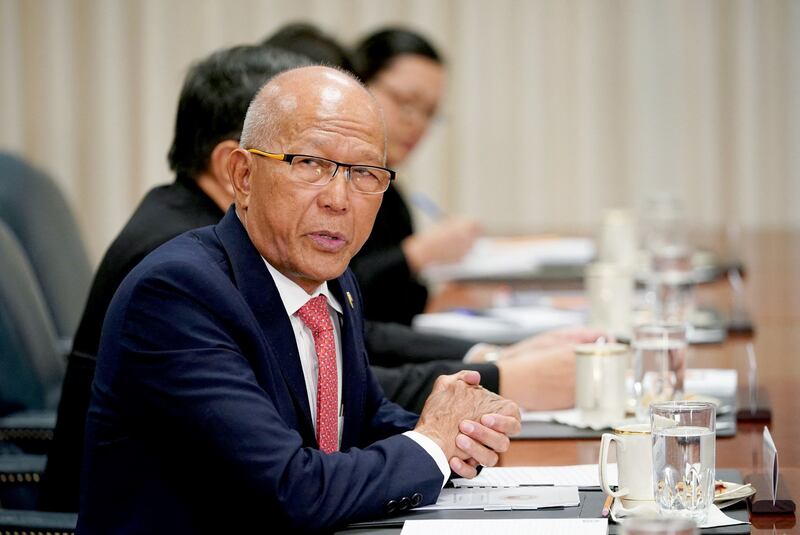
left=424, top=229, right=799, bottom=534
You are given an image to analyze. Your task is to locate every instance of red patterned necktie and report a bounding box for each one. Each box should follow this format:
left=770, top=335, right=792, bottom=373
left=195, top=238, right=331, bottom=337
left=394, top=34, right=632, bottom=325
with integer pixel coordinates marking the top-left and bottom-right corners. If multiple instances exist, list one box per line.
left=296, top=294, right=339, bottom=453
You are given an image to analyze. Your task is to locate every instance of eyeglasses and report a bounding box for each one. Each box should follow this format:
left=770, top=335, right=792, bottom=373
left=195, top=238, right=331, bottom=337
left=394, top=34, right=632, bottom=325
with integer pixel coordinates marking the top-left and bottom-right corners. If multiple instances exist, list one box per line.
left=246, top=149, right=395, bottom=195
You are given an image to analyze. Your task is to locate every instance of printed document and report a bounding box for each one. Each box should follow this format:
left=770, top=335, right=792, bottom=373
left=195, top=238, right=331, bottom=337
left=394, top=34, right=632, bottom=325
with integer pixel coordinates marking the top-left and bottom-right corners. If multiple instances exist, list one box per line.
left=451, top=464, right=617, bottom=489
left=417, top=485, right=579, bottom=511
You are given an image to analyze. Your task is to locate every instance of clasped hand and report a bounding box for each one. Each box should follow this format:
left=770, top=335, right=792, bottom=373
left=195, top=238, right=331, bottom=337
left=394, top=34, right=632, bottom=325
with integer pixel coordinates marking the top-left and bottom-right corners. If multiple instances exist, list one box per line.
left=414, top=370, right=521, bottom=479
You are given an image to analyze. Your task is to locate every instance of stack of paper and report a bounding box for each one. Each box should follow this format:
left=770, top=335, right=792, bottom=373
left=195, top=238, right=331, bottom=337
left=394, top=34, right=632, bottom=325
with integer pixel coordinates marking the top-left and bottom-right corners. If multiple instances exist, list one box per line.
left=421, top=236, right=596, bottom=282
left=684, top=369, right=738, bottom=399
left=412, top=306, right=586, bottom=344
left=521, top=408, right=634, bottom=431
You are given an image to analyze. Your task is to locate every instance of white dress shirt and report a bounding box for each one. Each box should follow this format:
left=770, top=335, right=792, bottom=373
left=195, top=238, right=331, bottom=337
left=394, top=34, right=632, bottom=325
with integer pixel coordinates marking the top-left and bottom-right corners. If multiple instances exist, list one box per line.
left=263, top=260, right=344, bottom=436
left=262, top=259, right=449, bottom=486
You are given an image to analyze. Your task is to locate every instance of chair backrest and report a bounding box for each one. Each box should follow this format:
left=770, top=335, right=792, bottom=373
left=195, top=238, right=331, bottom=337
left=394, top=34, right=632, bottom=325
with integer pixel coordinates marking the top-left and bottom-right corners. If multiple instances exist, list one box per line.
left=0, top=153, right=92, bottom=342
left=0, top=219, right=64, bottom=415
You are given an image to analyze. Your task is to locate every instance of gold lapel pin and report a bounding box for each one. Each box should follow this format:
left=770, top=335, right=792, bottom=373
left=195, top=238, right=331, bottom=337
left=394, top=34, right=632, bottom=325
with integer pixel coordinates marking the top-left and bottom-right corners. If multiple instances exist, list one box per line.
left=346, top=291, right=354, bottom=309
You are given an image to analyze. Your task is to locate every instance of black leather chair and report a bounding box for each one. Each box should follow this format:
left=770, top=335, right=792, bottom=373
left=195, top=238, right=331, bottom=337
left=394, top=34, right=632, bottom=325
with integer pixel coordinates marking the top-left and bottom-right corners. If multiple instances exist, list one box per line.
left=0, top=507, right=76, bottom=535
left=0, top=457, right=76, bottom=535
left=0, top=162, right=79, bottom=531
left=0, top=454, right=46, bottom=510
left=0, top=219, right=62, bottom=454
left=0, top=413, right=56, bottom=456
left=0, top=219, right=64, bottom=415
left=0, top=153, right=92, bottom=347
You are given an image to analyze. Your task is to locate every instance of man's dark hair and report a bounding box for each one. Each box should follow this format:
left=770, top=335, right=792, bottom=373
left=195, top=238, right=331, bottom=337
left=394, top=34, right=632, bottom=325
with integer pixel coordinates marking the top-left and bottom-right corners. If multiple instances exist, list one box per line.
left=167, top=44, right=310, bottom=180
left=262, top=22, right=354, bottom=72
left=351, top=28, right=442, bottom=84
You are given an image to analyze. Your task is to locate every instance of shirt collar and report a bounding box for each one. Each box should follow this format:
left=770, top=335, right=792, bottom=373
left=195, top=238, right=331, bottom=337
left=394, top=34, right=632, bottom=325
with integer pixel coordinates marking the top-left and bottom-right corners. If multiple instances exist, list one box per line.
left=262, top=258, right=343, bottom=317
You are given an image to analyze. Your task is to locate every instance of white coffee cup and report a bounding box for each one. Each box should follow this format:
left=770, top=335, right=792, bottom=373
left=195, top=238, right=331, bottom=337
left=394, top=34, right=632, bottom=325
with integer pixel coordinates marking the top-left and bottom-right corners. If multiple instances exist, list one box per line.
left=599, top=422, right=654, bottom=501
left=575, top=342, right=629, bottom=422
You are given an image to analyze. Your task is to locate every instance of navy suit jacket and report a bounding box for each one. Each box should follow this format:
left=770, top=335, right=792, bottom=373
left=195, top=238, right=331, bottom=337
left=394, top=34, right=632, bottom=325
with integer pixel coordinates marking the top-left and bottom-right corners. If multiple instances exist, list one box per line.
left=78, top=208, right=444, bottom=534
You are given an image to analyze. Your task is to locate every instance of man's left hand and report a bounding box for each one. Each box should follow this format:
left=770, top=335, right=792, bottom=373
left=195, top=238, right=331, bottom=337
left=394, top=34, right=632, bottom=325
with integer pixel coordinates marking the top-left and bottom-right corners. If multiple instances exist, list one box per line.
left=449, top=411, right=521, bottom=478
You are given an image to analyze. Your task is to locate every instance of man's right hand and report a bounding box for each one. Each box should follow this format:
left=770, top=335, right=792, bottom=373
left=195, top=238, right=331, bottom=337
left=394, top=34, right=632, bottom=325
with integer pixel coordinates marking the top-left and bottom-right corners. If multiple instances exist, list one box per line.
left=414, top=371, right=520, bottom=473
left=496, top=343, right=576, bottom=411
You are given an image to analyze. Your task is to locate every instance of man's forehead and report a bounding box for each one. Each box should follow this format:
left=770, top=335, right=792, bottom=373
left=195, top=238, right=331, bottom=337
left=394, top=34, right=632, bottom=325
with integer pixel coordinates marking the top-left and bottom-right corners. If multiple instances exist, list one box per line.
left=256, top=66, right=384, bottom=155
left=298, top=133, right=384, bottom=161
left=319, top=85, right=344, bottom=112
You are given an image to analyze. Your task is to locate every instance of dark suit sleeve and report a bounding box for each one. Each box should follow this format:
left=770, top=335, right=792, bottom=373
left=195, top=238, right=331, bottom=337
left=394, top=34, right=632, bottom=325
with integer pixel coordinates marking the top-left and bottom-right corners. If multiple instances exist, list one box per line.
left=372, top=361, right=500, bottom=414
left=350, top=185, right=428, bottom=325
left=364, top=320, right=474, bottom=366
left=90, top=262, right=444, bottom=531
left=350, top=245, right=428, bottom=325
left=39, top=350, right=95, bottom=512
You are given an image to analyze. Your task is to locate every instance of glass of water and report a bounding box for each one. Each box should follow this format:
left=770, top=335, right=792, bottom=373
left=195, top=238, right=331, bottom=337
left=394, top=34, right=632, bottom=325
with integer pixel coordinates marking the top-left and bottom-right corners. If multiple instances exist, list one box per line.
left=650, top=401, right=716, bottom=525
left=648, top=244, right=696, bottom=325
left=633, top=323, right=688, bottom=420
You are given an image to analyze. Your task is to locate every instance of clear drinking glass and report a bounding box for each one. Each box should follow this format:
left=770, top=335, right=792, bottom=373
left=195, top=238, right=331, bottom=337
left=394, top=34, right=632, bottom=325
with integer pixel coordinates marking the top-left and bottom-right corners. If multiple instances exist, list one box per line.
left=633, top=323, right=688, bottom=420
left=640, top=193, right=686, bottom=252
left=622, top=517, right=698, bottom=535
left=650, top=401, right=716, bottom=525
left=639, top=194, right=696, bottom=326
left=649, top=244, right=696, bottom=325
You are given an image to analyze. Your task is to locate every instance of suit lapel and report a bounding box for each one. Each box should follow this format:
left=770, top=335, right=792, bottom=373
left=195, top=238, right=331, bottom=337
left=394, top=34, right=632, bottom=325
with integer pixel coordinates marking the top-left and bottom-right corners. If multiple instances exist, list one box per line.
left=213, top=208, right=314, bottom=441
left=329, top=276, right=367, bottom=450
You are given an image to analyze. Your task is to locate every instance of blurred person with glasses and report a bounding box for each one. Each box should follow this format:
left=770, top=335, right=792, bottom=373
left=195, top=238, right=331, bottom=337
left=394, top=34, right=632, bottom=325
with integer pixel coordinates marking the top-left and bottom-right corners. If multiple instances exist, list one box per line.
left=350, top=28, right=481, bottom=326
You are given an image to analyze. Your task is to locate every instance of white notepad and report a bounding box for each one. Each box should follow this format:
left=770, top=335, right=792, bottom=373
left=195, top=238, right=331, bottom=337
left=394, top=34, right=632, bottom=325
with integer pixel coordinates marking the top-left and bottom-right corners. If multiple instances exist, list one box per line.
left=451, top=464, right=617, bottom=488
left=401, top=518, right=608, bottom=535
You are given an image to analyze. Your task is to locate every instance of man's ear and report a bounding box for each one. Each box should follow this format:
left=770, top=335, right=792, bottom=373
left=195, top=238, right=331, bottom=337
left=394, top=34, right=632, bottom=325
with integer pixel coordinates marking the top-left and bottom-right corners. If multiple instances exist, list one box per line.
left=227, top=147, right=253, bottom=211
left=209, top=140, right=239, bottom=198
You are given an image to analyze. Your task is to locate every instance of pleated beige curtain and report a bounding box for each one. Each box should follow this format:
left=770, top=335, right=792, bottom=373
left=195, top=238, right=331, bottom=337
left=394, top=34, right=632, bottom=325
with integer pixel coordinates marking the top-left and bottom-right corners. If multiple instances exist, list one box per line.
left=1, top=0, right=798, bottom=262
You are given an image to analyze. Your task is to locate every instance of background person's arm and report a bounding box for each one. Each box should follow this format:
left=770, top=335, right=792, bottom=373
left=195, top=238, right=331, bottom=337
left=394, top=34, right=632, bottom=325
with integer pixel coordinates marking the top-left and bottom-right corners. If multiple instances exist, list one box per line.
left=364, top=320, right=473, bottom=365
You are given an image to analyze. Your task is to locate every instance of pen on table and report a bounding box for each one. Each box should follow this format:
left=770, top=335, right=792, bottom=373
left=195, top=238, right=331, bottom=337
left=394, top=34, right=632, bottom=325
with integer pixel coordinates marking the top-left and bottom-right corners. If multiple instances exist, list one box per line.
left=601, top=494, right=613, bottom=518
left=410, top=191, right=446, bottom=221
